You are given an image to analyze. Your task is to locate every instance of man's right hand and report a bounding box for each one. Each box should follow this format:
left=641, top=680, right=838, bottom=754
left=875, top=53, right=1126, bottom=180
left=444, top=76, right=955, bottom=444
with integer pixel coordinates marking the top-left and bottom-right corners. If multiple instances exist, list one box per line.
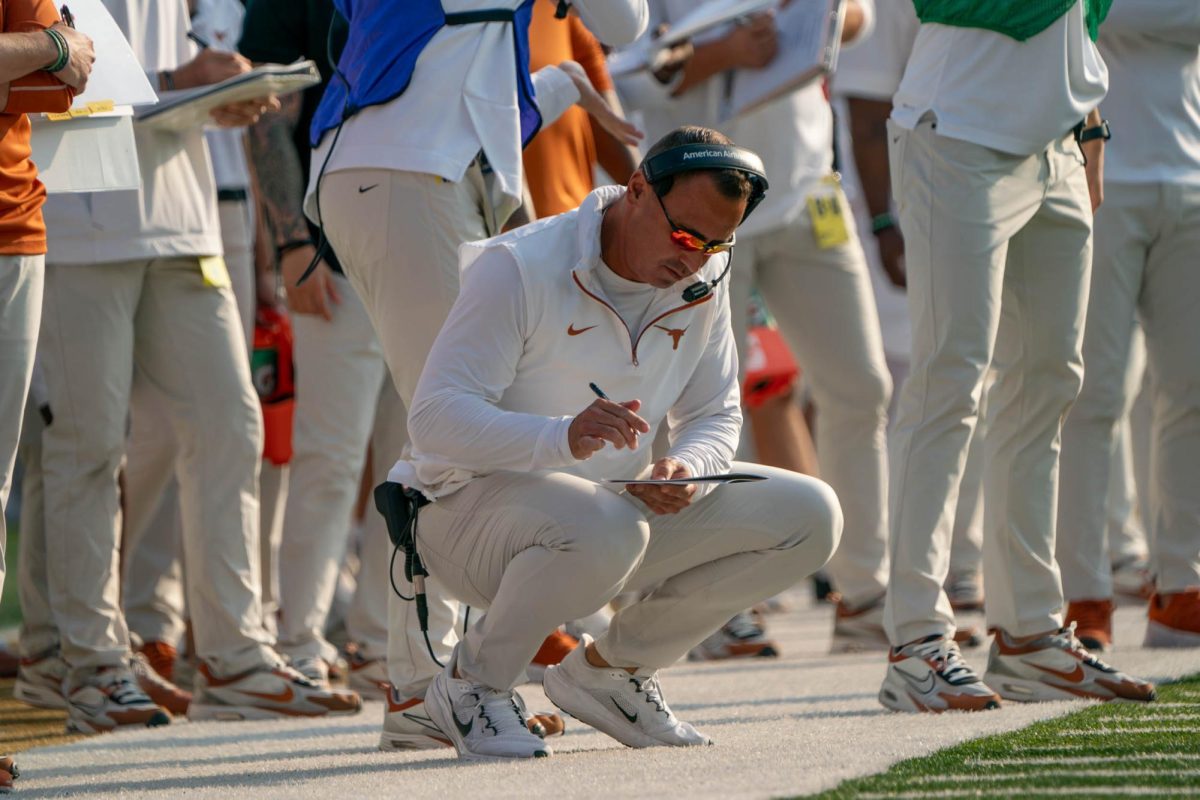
left=172, top=48, right=251, bottom=90
left=722, top=13, right=778, bottom=70
left=51, top=24, right=94, bottom=92
left=281, top=244, right=341, bottom=321
left=568, top=397, right=650, bottom=460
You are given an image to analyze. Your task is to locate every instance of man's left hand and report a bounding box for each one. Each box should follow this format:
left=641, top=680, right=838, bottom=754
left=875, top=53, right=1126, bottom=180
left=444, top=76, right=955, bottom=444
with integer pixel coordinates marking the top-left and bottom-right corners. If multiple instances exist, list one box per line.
left=627, top=457, right=696, bottom=515
left=211, top=96, right=280, bottom=128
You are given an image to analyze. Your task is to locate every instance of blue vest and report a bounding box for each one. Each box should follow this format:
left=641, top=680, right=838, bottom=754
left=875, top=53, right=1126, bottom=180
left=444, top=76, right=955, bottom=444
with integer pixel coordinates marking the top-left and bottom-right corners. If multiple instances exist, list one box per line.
left=310, top=0, right=541, bottom=149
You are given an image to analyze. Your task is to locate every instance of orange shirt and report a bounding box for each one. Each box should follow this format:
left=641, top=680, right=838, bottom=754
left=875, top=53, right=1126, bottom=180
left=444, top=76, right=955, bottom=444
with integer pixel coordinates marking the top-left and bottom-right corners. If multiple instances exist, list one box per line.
left=0, top=0, right=73, bottom=255
left=523, top=0, right=613, bottom=218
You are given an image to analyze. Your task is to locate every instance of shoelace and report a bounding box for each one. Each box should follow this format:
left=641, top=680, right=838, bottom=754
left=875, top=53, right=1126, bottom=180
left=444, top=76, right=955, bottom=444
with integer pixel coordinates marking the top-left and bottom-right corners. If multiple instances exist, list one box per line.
left=1049, top=623, right=1117, bottom=674
left=474, top=690, right=531, bottom=738
left=106, top=676, right=152, bottom=706
left=630, top=674, right=675, bottom=722
left=915, top=638, right=976, bottom=685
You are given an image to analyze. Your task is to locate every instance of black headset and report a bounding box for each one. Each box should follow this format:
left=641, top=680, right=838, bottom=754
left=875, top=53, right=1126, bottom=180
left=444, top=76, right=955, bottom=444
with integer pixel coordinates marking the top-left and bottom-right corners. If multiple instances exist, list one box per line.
left=639, top=143, right=769, bottom=302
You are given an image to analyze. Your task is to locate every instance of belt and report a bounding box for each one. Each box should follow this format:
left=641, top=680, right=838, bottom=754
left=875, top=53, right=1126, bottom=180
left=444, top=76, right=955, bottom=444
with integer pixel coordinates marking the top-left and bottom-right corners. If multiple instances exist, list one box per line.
left=217, top=188, right=248, bottom=203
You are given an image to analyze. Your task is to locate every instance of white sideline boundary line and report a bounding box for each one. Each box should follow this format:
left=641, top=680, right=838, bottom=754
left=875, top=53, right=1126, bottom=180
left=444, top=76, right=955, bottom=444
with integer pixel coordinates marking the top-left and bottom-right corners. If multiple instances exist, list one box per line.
left=910, top=768, right=1200, bottom=782
left=967, top=753, right=1200, bottom=766
left=856, top=789, right=1186, bottom=798
left=1057, top=726, right=1200, bottom=735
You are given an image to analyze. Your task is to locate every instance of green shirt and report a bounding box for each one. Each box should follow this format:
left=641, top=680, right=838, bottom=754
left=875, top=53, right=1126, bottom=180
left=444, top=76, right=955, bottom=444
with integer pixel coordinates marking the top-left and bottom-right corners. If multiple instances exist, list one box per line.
left=913, top=0, right=1112, bottom=42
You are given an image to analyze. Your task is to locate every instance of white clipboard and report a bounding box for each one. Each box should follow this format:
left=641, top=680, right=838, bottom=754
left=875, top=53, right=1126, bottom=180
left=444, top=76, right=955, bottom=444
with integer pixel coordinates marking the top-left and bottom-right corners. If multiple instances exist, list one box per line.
left=605, top=473, right=769, bottom=486
left=64, top=0, right=158, bottom=110
left=720, top=0, right=844, bottom=121
left=135, top=61, right=321, bottom=132
left=607, top=0, right=776, bottom=78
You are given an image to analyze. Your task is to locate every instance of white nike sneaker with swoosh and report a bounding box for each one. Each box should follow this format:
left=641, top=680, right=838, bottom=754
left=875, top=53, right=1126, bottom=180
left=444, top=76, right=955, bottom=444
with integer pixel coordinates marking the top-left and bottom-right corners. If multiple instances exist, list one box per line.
left=542, top=634, right=710, bottom=748
left=188, top=663, right=362, bottom=720
left=878, top=634, right=1001, bottom=713
left=983, top=624, right=1156, bottom=703
left=423, top=662, right=551, bottom=761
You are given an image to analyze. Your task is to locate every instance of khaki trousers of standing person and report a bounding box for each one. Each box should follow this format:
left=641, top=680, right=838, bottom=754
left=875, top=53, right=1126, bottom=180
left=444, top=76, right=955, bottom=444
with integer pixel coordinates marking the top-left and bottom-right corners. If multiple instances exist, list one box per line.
left=0, top=255, right=42, bottom=602
left=122, top=198, right=290, bottom=648
left=316, top=165, right=494, bottom=696
left=39, top=258, right=276, bottom=681
left=1058, top=182, right=1200, bottom=598
left=415, top=464, right=841, bottom=691
left=17, top=402, right=57, bottom=659
left=729, top=197, right=892, bottom=607
left=884, top=119, right=1093, bottom=645
left=276, top=274, right=407, bottom=665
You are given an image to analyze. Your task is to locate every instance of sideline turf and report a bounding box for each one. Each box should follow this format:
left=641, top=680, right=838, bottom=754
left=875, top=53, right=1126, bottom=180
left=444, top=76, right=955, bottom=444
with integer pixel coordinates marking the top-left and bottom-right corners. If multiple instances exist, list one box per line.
left=808, top=673, right=1200, bottom=799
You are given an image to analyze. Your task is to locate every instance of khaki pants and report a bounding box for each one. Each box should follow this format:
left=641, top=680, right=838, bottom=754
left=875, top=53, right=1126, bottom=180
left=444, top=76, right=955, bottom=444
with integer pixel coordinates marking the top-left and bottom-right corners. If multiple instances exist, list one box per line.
left=416, top=464, right=841, bottom=690
left=730, top=200, right=892, bottom=606
left=885, top=119, right=1093, bottom=644
left=276, top=274, right=404, bottom=664
left=39, top=258, right=275, bottom=680
left=0, top=255, right=42, bottom=602
left=1058, top=181, right=1200, bottom=598
left=318, top=166, right=493, bottom=695
left=122, top=198, right=289, bottom=648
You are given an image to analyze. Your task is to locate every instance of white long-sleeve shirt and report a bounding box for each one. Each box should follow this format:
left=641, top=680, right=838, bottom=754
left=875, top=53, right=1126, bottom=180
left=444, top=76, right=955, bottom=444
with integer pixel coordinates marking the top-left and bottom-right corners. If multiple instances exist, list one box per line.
left=304, top=0, right=647, bottom=224
left=389, top=185, right=743, bottom=500
left=1099, top=0, right=1200, bottom=185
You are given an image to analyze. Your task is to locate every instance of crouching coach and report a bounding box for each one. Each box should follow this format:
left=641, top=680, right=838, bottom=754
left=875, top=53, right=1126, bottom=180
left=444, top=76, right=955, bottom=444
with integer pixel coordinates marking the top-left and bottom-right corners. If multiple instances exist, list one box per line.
left=388, top=126, right=843, bottom=761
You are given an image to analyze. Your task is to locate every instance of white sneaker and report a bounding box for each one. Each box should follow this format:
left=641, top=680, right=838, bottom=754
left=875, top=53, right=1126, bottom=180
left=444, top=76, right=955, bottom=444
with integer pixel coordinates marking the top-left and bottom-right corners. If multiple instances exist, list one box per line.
left=543, top=634, right=710, bottom=748
left=287, top=655, right=331, bottom=688
left=879, top=635, right=1001, bottom=713
left=188, top=662, right=362, bottom=721
left=14, top=650, right=68, bottom=710
left=65, top=665, right=172, bottom=734
left=984, top=624, right=1156, bottom=703
left=347, top=648, right=389, bottom=700
left=945, top=570, right=984, bottom=611
left=423, top=661, right=552, bottom=761
left=831, top=594, right=889, bottom=653
left=687, top=612, right=779, bottom=661
left=379, top=685, right=452, bottom=751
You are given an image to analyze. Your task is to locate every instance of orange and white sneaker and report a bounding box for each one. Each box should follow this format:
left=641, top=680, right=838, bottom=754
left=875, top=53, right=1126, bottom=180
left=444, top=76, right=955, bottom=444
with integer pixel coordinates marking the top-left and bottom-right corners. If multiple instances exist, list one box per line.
left=131, top=651, right=191, bottom=715
left=188, top=662, right=362, bottom=721
left=984, top=624, right=1156, bottom=703
left=379, top=685, right=453, bottom=751
left=346, top=647, right=389, bottom=700
left=688, top=612, right=780, bottom=661
left=832, top=594, right=889, bottom=653
left=65, top=665, right=172, bottom=733
left=1065, top=598, right=1114, bottom=651
left=137, top=640, right=179, bottom=683
left=879, top=635, right=1001, bottom=713
left=525, top=628, right=580, bottom=683
left=13, top=649, right=68, bottom=710
left=1145, top=589, right=1200, bottom=648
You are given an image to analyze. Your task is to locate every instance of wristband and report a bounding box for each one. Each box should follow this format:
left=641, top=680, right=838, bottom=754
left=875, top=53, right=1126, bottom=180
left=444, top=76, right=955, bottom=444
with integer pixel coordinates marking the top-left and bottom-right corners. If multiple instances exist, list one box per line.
left=159, top=70, right=176, bottom=91
left=277, top=239, right=315, bottom=257
left=871, top=212, right=896, bottom=235
left=43, top=29, right=69, bottom=73
left=1078, top=119, right=1111, bottom=144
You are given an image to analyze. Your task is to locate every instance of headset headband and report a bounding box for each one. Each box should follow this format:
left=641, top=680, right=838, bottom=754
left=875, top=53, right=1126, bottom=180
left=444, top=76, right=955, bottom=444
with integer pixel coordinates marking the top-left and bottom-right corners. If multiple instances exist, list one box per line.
left=640, top=143, right=769, bottom=222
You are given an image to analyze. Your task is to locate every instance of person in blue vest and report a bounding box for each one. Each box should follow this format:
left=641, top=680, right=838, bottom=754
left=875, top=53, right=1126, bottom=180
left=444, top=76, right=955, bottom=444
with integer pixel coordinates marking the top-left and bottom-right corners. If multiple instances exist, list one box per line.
left=301, top=0, right=649, bottom=750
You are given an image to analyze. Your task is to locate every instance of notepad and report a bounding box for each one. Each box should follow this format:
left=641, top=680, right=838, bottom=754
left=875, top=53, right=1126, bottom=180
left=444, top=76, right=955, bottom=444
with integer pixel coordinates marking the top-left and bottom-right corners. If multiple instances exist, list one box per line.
left=135, top=61, right=321, bottom=132
left=721, top=0, right=843, bottom=121
left=607, top=0, right=776, bottom=77
left=605, top=473, right=769, bottom=486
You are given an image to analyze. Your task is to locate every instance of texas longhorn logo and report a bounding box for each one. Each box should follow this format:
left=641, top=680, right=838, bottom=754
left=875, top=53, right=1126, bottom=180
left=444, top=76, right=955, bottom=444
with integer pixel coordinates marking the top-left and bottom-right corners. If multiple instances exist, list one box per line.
left=654, top=325, right=687, bottom=350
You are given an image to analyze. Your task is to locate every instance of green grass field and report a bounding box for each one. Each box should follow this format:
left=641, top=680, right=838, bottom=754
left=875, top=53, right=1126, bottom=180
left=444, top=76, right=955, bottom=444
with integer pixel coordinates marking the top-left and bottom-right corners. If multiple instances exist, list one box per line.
left=810, top=673, right=1200, bottom=799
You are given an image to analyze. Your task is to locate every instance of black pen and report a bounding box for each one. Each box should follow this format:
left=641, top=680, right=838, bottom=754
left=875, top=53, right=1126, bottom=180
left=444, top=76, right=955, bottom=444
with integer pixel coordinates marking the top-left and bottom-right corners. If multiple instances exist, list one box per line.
left=589, top=382, right=608, bottom=400
left=59, top=4, right=74, bottom=28
left=187, top=30, right=212, bottom=49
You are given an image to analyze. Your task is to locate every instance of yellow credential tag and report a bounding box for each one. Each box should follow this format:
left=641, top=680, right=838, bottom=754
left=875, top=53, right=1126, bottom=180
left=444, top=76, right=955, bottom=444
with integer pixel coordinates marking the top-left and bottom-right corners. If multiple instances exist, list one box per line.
left=199, top=255, right=231, bottom=288
left=806, top=185, right=850, bottom=250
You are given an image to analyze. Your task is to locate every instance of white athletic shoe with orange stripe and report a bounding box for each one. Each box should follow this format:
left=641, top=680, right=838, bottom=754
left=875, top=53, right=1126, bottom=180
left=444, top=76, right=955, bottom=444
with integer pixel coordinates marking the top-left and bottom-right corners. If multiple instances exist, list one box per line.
left=879, top=635, right=1002, bottom=713
left=983, top=624, right=1156, bottom=703
left=188, top=662, right=362, bottom=721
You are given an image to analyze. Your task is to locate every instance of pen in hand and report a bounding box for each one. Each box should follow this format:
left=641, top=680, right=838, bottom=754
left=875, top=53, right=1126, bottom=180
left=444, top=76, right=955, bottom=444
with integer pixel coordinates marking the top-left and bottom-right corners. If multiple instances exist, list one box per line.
left=59, top=4, right=74, bottom=27
left=588, top=382, right=608, bottom=401
left=187, top=30, right=212, bottom=50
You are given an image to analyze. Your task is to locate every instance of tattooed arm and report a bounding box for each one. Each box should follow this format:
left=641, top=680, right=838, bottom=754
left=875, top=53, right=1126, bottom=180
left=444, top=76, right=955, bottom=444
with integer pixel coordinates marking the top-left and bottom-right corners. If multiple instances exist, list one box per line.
left=246, top=91, right=340, bottom=319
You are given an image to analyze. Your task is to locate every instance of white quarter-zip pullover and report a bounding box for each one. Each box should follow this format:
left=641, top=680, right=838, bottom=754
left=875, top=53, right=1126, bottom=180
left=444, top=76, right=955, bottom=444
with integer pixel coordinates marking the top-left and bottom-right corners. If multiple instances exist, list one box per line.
left=388, top=185, right=742, bottom=499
